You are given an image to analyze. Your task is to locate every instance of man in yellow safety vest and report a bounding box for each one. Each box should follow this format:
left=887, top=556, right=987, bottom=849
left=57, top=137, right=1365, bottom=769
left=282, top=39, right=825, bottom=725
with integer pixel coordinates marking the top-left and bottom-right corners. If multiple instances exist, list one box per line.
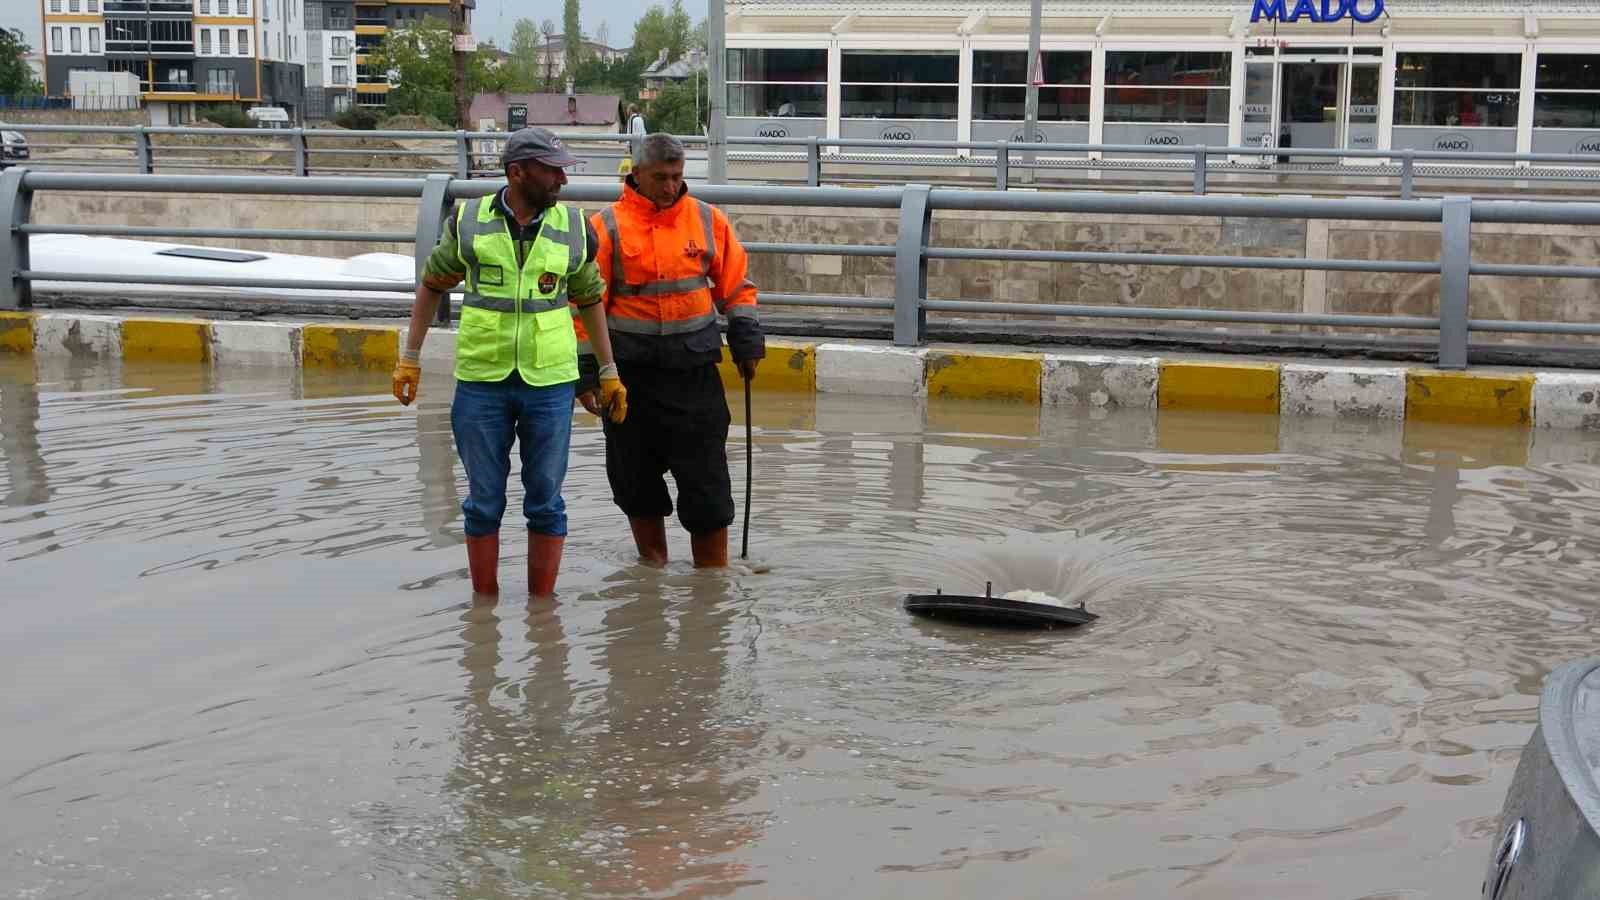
left=392, top=126, right=627, bottom=601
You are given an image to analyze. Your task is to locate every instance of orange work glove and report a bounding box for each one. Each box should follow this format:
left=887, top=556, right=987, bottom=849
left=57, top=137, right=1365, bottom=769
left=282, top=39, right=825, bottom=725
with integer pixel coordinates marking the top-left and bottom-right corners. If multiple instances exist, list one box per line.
left=598, top=363, right=627, bottom=424
left=392, top=349, right=421, bottom=406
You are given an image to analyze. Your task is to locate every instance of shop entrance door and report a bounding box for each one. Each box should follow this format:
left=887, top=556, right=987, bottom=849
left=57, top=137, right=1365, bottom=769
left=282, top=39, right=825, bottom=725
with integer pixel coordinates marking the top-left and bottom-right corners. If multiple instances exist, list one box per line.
left=1279, top=61, right=1343, bottom=161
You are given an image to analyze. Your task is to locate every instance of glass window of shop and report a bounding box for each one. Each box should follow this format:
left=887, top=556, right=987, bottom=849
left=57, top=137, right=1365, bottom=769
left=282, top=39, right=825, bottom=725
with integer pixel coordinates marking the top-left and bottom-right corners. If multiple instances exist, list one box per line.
left=1103, top=51, right=1232, bottom=124
left=841, top=50, right=959, bottom=120
left=972, top=50, right=1091, bottom=121
left=1532, top=55, right=1600, bottom=155
left=1393, top=52, right=1520, bottom=128
left=727, top=48, right=826, bottom=118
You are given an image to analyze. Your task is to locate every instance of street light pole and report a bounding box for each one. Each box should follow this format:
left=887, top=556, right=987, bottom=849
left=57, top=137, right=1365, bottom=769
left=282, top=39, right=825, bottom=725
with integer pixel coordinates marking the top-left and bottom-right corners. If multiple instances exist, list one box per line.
left=1022, top=0, right=1042, bottom=184
left=707, top=0, right=727, bottom=183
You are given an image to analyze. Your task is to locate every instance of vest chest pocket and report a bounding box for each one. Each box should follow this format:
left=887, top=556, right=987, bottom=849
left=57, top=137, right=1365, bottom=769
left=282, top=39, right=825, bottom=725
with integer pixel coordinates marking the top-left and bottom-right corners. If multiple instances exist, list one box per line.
left=477, top=264, right=504, bottom=287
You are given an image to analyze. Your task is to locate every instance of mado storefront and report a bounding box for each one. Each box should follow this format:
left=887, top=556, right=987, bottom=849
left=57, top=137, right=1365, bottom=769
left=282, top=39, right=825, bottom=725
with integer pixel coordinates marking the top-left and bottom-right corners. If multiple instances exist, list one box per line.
left=724, top=0, right=1600, bottom=161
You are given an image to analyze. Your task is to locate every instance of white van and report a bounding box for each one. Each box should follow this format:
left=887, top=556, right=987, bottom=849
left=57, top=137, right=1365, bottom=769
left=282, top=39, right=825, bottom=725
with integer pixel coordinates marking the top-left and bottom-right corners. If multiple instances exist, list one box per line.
left=246, top=106, right=291, bottom=129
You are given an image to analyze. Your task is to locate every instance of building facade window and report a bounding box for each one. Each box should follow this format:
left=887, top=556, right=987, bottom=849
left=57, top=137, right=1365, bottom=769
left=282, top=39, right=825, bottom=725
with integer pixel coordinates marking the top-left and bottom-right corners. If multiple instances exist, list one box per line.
left=973, top=50, right=1092, bottom=122
left=331, top=64, right=348, bottom=85
left=49, top=0, right=62, bottom=12
left=1104, top=50, right=1231, bottom=124
left=88, top=27, right=100, bottom=53
left=1532, top=54, right=1600, bottom=153
left=70, top=27, right=82, bottom=54
left=327, top=6, right=347, bottom=28
left=200, top=28, right=212, bottom=54
left=1394, top=52, right=1520, bottom=128
left=148, top=20, right=194, bottom=54
left=331, top=36, right=349, bottom=58
left=199, top=0, right=210, bottom=12
left=238, top=29, right=249, bottom=55
left=69, top=0, right=80, bottom=12
left=206, top=68, right=236, bottom=96
left=1534, top=54, right=1600, bottom=128
left=219, top=28, right=230, bottom=54
left=50, top=27, right=63, bottom=54
left=841, top=50, right=958, bottom=120
left=218, top=0, right=229, bottom=14
left=237, top=0, right=247, bottom=13
left=727, top=48, right=825, bottom=118
left=87, top=0, right=98, bottom=11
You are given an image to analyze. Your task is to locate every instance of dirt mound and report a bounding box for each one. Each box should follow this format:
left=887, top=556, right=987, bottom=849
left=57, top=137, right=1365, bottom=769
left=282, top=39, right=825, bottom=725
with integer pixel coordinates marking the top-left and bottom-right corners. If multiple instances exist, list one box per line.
left=380, top=114, right=450, bottom=131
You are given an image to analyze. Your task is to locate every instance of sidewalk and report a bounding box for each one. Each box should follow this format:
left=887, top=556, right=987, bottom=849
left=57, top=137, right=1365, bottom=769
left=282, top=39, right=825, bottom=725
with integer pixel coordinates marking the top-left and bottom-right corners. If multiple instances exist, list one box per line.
left=3, top=308, right=1598, bottom=431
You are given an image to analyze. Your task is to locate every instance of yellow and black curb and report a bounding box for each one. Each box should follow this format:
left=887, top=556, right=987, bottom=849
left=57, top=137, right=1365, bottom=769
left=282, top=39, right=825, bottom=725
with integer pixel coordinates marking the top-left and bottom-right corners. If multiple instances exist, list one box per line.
left=3, top=311, right=1599, bottom=431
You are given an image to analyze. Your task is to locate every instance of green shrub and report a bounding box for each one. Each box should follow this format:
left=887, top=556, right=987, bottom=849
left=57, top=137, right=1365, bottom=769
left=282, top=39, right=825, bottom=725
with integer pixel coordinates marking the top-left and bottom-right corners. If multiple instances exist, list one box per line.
left=196, top=104, right=251, bottom=129
left=334, top=107, right=380, bottom=130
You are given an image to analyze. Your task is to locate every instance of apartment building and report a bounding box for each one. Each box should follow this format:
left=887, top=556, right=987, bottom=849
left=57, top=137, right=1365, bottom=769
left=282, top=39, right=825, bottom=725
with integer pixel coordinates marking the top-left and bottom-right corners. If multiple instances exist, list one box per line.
left=301, top=0, right=472, bottom=119
left=40, top=0, right=307, bottom=123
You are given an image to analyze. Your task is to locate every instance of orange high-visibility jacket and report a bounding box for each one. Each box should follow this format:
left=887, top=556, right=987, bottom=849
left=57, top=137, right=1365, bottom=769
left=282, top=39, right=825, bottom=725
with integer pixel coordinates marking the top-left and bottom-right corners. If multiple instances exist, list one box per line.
left=574, top=182, right=762, bottom=369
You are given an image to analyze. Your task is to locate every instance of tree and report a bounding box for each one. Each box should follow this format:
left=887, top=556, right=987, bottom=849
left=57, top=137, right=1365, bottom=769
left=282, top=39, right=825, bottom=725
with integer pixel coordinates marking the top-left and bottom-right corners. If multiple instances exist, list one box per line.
left=539, top=19, right=558, bottom=89
left=506, top=18, right=543, bottom=92
left=667, top=0, right=692, bottom=61
left=571, top=53, right=643, bottom=100
left=693, top=18, right=708, bottom=54
left=366, top=18, right=503, bottom=126
left=595, top=21, right=610, bottom=50
left=562, top=0, right=584, bottom=78
left=0, top=28, right=43, bottom=97
left=629, top=5, right=675, bottom=69
left=647, top=74, right=706, bottom=136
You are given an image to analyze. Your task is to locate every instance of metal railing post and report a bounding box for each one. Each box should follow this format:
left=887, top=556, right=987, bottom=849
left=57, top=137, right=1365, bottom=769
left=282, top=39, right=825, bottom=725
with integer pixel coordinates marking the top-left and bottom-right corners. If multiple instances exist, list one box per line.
left=1400, top=150, right=1415, bottom=200
left=454, top=130, right=470, bottom=179
left=1193, top=146, right=1208, bottom=195
left=0, top=167, right=33, bottom=310
left=415, top=173, right=454, bottom=324
left=134, top=126, right=152, bottom=174
left=995, top=140, right=1009, bottom=191
left=1438, top=196, right=1472, bottom=370
left=893, top=184, right=931, bottom=347
left=806, top=136, right=820, bottom=187
left=289, top=127, right=308, bottom=176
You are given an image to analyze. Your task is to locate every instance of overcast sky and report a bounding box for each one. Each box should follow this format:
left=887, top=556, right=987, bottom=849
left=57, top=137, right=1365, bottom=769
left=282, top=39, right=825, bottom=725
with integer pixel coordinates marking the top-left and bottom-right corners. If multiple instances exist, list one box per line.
left=1, top=0, right=684, bottom=53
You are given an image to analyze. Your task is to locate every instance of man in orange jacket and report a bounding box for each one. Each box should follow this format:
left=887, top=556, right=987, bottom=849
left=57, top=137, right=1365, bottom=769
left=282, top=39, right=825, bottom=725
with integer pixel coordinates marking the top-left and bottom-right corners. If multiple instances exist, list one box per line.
left=574, top=133, right=765, bottom=568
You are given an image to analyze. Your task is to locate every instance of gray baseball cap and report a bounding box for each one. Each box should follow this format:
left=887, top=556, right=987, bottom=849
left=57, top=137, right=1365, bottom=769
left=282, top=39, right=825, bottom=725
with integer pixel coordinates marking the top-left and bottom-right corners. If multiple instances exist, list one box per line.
left=501, top=126, right=579, bottom=168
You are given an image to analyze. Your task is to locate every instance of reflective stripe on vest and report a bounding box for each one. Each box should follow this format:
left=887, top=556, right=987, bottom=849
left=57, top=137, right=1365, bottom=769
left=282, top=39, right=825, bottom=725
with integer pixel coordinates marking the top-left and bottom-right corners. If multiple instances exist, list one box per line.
left=598, top=199, right=719, bottom=302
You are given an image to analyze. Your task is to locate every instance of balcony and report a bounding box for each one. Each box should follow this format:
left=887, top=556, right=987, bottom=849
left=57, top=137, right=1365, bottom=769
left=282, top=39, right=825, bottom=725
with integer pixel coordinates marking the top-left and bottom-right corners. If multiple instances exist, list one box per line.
left=146, top=81, right=196, bottom=93
left=103, top=0, right=193, bottom=13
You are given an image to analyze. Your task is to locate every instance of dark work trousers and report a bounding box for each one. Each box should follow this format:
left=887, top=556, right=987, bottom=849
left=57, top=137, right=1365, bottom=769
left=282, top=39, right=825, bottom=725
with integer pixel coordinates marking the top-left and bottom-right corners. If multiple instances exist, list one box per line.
left=601, top=362, right=734, bottom=535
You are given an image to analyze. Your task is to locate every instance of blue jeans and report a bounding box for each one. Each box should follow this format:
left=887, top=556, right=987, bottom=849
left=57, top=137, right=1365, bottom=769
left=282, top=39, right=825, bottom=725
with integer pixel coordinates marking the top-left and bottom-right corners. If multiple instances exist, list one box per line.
left=450, top=376, right=575, bottom=538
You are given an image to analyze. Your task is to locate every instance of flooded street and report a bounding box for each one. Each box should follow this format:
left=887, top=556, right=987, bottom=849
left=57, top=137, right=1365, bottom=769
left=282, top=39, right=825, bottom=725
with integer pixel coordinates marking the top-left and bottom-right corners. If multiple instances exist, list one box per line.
left=5, top=355, right=1600, bottom=899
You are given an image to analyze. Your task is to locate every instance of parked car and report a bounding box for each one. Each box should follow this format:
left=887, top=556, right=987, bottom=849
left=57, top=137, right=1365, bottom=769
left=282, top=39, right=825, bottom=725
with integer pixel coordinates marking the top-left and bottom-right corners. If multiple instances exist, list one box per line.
left=1, top=128, right=28, bottom=167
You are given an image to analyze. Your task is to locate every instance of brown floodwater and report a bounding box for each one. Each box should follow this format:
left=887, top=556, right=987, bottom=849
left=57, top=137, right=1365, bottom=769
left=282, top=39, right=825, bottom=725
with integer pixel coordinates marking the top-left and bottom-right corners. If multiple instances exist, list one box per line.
left=4, top=354, right=1600, bottom=899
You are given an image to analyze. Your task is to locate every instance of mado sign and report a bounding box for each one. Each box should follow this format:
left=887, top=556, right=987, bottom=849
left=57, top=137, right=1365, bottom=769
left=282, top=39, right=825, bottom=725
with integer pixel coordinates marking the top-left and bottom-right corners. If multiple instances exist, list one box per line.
left=1250, top=0, right=1384, bottom=24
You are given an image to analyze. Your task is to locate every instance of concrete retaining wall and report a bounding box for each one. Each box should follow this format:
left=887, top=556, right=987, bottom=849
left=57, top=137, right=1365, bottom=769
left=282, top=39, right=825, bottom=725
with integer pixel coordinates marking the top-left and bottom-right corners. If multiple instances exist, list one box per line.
left=5, top=309, right=1600, bottom=431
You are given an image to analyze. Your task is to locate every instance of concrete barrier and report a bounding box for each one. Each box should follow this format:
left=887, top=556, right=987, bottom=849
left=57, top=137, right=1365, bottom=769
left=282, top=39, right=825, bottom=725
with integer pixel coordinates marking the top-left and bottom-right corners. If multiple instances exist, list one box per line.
left=1281, top=364, right=1406, bottom=419
left=1158, top=361, right=1281, bottom=414
left=4, top=309, right=1600, bottom=430
left=815, top=343, right=927, bottom=397
left=1533, top=372, right=1600, bottom=430
left=212, top=320, right=301, bottom=366
left=120, top=317, right=211, bottom=364
left=1041, top=354, right=1158, bottom=409
left=1406, top=370, right=1534, bottom=427
left=925, top=349, right=1042, bottom=403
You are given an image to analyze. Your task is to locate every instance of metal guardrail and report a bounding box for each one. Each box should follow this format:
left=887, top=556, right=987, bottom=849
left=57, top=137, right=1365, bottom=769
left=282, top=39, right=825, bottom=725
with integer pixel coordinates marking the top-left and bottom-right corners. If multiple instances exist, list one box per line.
left=11, top=123, right=1600, bottom=198
left=4, top=166, right=1600, bottom=369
